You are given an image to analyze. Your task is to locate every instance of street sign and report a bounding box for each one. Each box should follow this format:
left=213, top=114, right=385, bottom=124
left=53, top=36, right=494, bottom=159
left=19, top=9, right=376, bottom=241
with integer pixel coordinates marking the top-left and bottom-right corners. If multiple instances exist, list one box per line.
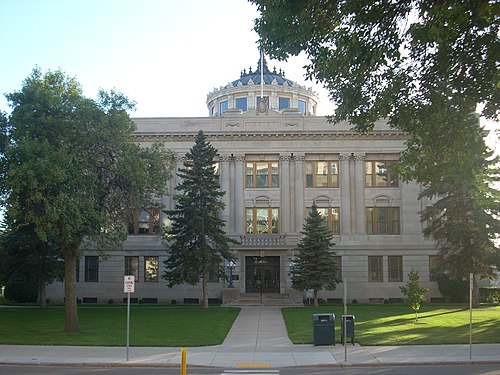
left=124, top=275, right=135, bottom=293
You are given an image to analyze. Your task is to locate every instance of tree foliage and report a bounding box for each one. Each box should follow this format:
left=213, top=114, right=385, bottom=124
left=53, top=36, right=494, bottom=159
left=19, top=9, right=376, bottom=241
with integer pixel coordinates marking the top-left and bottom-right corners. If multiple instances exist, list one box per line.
left=400, top=269, right=429, bottom=322
left=162, top=130, right=235, bottom=309
left=1, top=68, right=174, bottom=331
left=252, top=0, right=500, bottom=302
left=290, top=204, right=338, bottom=307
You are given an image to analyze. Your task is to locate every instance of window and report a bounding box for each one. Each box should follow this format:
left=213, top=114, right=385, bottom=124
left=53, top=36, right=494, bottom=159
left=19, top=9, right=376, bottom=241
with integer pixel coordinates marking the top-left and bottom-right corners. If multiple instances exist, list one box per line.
left=429, top=255, right=440, bottom=282
left=333, top=256, right=342, bottom=281
left=246, top=162, right=279, bottom=188
left=235, top=97, right=247, bottom=112
left=298, top=99, right=306, bottom=115
left=76, top=259, right=80, bottom=282
left=85, top=256, right=99, bottom=282
left=220, top=100, right=228, bottom=115
left=366, top=207, right=400, bottom=234
left=365, top=161, right=399, bottom=187
left=309, top=207, right=340, bottom=234
left=246, top=207, right=279, bottom=234
left=128, top=208, right=160, bottom=235
left=278, top=97, right=290, bottom=110
left=125, top=256, right=139, bottom=282
left=305, top=161, right=339, bottom=187
left=144, top=256, right=159, bottom=282
left=388, top=256, right=403, bottom=282
left=368, top=256, right=383, bottom=282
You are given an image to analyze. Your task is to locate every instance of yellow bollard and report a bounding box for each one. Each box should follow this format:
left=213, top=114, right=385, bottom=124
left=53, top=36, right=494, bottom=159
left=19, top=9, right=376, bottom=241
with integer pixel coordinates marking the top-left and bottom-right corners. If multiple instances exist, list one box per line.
left=180, top=348, right=187, bottom=375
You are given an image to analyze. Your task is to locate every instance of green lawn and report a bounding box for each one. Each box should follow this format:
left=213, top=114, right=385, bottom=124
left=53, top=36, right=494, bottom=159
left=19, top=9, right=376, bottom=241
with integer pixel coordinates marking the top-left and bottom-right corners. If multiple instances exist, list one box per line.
left=0, top=305, right=240, bottom=346
left=283, top=304, right=500, bottom=345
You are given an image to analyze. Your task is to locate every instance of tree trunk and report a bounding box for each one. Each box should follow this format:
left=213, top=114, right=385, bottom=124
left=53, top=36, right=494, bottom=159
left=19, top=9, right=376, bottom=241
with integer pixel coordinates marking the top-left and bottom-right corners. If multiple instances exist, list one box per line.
left=63, top=250, right=80, bottom=332
left=38, top=280, right=47, bottom=309
left=202, top=267, right=209, bottom=309
left=313, top=289, right=319, bottom=307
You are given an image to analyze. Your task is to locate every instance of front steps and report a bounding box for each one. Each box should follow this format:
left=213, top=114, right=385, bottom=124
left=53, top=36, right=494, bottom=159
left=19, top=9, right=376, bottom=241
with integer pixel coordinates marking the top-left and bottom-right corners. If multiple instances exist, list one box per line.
left=223, top=291, right=303, bottom=306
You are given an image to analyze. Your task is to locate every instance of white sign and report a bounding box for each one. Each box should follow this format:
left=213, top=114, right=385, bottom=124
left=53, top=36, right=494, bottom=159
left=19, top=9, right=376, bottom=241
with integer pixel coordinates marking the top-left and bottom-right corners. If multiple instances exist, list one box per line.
left=470, top=273, right=474, bottom=290
left=124, top=275, right=135, bottom=293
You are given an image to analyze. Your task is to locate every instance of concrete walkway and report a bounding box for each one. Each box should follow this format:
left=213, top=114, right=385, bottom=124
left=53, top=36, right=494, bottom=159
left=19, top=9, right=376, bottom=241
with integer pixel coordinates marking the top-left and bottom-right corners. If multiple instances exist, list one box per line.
left=1, top=306, right=499, bottom=368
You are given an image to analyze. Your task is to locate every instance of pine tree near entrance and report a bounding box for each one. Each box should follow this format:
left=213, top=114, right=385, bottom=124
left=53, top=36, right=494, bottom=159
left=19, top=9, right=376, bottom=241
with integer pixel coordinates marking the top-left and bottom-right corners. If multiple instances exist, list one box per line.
left=290, top=204, right=339, bottom=307
left=162, top=130, right=235, bottom=309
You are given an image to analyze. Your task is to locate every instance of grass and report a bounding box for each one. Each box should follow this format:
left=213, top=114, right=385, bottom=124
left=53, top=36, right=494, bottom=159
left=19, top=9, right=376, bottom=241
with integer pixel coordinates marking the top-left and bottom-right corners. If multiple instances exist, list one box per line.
left=282, top=304, right=500, bottom=346
left=1, top=299, right=498, bottom=347
left=0, top=304, right=240, bottom=346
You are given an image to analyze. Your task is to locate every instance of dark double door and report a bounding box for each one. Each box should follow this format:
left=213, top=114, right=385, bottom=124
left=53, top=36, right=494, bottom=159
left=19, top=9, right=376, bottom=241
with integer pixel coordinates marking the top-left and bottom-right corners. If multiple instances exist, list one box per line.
left=245, top=256, right=280, bottom=293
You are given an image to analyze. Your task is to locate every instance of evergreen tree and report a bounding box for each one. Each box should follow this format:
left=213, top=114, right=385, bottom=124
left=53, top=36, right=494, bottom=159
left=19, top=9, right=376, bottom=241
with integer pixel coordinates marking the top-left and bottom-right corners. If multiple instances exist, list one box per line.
left=163, top=130, right=235, bottom=309
left=290, top=204, right=338, bottom=307
left=400, top=269, right=429, bottom=322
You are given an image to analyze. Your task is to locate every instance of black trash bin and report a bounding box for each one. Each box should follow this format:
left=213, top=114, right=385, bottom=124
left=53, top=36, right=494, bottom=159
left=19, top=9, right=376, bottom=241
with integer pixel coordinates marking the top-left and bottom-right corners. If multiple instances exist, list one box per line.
left=341, top=315, right=355, bottom=345
left=313, top=313, right=335, bottom=345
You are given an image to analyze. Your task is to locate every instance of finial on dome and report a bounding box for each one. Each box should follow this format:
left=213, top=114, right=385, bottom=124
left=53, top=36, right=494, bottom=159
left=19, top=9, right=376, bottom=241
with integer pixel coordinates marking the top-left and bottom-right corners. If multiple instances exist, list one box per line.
left=249, top=66, right=253, bottom=74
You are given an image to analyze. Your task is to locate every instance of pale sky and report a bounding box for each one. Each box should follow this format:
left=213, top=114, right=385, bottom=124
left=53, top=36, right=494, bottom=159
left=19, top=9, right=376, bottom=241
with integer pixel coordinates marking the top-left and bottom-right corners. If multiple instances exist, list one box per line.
left=0, top=0, right=497, bottom=154
left=0, top=0, right=334, bottom=117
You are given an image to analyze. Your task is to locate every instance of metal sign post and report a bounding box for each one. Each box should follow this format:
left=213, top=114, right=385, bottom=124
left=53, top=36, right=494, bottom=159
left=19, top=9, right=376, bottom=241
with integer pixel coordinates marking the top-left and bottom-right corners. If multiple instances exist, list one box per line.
left=124, top=275, right=135, bottom=361
left=469, top=273, right=473, bottom=360
left=344, top=277, right=347, bottom=362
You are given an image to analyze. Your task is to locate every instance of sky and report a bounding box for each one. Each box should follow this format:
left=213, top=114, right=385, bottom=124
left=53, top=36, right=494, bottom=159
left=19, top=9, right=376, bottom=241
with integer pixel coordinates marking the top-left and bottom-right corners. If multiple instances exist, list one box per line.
left=0, top=0, right=334, bottom=118
left=0, top=0, right=497, bottom=153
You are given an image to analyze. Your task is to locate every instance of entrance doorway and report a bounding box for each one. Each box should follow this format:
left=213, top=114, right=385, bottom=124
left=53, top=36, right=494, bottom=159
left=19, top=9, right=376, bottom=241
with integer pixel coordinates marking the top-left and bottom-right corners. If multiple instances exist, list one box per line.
left=245, top=256, right=280, bottom=293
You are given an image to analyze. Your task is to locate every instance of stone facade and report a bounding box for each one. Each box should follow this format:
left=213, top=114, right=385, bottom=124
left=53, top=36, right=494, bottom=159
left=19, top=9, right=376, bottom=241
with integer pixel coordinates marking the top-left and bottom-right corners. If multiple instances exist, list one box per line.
left=45, top=58, right=441, bottom=305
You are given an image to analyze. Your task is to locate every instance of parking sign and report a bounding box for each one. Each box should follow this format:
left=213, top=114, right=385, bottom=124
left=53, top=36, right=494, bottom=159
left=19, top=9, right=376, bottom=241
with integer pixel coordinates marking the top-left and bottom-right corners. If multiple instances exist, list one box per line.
left=124, top=275, right=135, bottom=293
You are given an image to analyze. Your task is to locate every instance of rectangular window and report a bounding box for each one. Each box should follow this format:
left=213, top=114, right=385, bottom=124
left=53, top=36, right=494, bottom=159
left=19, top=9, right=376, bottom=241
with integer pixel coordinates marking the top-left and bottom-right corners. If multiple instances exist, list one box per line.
left=220, top=100, right=228, bottom=115
left=298, top=99, right=306, bottom=115
left=84, top=256, right=99, bottom=282
left=333, top=256, right=342, bottom=281
left=305, top=161, right=339, bottom=188
left=76, top=259, right=80, bottom=283
left=246, top=162, right=279, bottom=188
left=368, top=256, right=383, bottom=282
left=429, top=255, right=440, bottom=282
left=365, top=161, right=399, bottom=187
left=125, top=256, right=139, bottom=282
left=366, top=207, right=400, bottom=234
left=246, top=207, right=280, bottom=234
left=235, top=97, right=247, bottom=112
left=388, top=256, right=403, bottom=282
left=144, top=256, right=159, bottom=282
left=278, top=97, right=290, bottom=110
left=310, top=207, right=341, bottom=234
left=128, top=208, right=160, bottom=235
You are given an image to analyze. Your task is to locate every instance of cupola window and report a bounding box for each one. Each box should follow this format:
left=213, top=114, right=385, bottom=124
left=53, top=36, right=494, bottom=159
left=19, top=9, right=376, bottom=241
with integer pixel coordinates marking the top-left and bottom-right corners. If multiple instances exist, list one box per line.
left=235, top=97, right=247, bottom=112
left=279, top=97, right=290, bottom=111
left=220, top=100, right=228, bottom=115
left=298, top=100, right=306, bottom=115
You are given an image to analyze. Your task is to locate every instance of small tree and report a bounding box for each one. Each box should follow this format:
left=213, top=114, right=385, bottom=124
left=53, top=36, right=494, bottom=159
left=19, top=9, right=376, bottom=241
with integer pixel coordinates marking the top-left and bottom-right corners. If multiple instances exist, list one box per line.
left=400, top=270, right=429, bottom=322
left=290, top=204, right=338, bottom=307
left=162, top=130, right=235, bottom=309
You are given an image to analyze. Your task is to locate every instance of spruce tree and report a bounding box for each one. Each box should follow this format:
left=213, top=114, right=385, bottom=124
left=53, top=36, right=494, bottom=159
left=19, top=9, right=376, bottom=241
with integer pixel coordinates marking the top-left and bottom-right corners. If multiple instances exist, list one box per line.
left=290, top=204, right=338, bottom=307
left=163, top=130, right=235, bottom=308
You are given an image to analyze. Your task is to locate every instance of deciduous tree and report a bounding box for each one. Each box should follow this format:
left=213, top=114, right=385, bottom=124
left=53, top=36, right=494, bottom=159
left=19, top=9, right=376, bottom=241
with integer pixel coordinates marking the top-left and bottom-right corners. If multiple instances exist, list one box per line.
left=400, top=269, right=428, bottom=322
left=1, top=68, right=174, bottom=331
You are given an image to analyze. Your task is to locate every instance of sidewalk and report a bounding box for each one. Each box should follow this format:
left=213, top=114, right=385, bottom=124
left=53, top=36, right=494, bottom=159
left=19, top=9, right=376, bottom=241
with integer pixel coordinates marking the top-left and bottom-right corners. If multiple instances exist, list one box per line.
left=1, top=306, right=499, bottom=368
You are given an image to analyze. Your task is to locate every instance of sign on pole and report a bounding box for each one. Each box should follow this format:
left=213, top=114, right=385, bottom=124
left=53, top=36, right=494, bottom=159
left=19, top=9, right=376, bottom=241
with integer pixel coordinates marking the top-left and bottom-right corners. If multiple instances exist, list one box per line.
left=124, top=275, right=135, bottom=293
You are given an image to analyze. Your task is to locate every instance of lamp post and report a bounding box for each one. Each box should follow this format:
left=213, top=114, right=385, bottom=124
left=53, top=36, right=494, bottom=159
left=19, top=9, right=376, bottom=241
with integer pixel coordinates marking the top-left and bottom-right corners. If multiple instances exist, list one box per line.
left=227, top=261, right=236, bottom=288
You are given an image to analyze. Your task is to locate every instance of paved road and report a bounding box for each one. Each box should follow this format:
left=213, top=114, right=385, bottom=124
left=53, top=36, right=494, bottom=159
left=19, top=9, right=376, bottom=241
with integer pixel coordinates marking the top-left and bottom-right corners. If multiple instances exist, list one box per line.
left=1, top=364, right=500, bottom=375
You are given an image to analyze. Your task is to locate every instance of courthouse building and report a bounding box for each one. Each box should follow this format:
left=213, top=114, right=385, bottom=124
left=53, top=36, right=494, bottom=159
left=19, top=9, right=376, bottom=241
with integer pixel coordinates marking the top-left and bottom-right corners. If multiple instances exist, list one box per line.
left=46, top=56, right=441, bottom=305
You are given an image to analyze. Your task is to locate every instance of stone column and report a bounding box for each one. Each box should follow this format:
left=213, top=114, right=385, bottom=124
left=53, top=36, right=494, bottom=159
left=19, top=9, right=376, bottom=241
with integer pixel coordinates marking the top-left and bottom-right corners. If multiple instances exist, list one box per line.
left=293, top=153, right=305, bottom=233
left=220, top=154, right=232, bottom=232
left=353, top=153, right=366, bottom=234
left=339, top=153, right=352, bottom=236
left=233, top=154, right=245, bottom=234
left=279, top=154, right=291, bottom=234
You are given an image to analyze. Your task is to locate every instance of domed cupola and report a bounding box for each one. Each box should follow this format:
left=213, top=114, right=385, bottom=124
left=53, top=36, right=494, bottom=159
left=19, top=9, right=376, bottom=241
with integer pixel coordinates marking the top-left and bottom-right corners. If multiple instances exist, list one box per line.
left=207, top=53, right=319, bottom=117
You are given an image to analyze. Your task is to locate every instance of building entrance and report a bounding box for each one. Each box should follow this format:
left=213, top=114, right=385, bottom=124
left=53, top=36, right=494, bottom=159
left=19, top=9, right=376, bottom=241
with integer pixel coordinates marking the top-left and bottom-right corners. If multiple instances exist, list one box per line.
left=245, top=256, right=280, bottom=293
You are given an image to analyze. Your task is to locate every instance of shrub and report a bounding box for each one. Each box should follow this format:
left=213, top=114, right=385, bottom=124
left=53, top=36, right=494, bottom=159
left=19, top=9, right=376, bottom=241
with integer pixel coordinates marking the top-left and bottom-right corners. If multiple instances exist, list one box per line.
left=437, top=274, right=467, bottom=302
left=4, top=276, right=38, bottom=303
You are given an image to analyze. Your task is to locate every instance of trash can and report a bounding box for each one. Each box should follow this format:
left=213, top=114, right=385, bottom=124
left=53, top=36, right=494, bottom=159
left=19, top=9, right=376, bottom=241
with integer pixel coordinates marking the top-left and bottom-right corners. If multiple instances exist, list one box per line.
left=341, top=315, right=355, bottom=345
left=313, top=313, right=335, bottom=345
